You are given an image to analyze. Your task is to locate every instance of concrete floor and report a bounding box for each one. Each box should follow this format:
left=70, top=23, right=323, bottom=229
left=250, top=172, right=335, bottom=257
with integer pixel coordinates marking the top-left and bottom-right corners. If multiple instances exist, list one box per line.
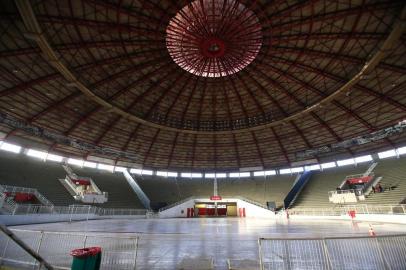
left=11, top=217, right=406, bottom=269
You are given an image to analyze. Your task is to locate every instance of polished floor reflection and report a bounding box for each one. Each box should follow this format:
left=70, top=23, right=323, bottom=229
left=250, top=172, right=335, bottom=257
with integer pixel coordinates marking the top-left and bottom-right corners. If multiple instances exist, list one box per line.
left=13, top=218, right=406, bottom=269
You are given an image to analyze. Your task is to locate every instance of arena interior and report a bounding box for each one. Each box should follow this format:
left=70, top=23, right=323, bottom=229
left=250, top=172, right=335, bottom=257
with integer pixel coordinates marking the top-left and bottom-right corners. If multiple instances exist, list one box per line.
left=0, top=0, right=406, bottom=269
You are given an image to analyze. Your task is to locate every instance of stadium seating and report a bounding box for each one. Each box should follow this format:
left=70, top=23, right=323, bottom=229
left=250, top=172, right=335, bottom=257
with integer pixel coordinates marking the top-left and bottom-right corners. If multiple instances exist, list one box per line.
left=135, top=175, right=295, bottom=209
left=0, top=153, right=76, bottom=206
left=291, top=157, right=406, bottom=208
left=73, top=167, right=143, bottom=208
left=217, top=175, right=295, bottom=208
left=136, top=176, right=213, bottom=206
left=364, top=158, right=406, bottom=204
left=291, top=164, right=370, bottom=208
left=0, top=153, right=143, bottom=208
left=1, top=151, right=405, bottom=211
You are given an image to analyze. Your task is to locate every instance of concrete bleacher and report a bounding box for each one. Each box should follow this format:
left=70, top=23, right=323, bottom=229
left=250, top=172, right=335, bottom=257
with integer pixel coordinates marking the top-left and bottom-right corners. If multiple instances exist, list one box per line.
left=218, top=175, right=295, bottom=208
left=136, top=176, right=213, bottom=206
left=135, top=174, right=295, bottom=209
left=0, top=153, right=76, bottom=206
left=292, top=157, right=406, bottom=208
left=73, top=167, right=144, bottom=208
left=291, top=163, right=370, bottom=208
left=364, top=158, right=406, bottom=205
left=0, top=153, right=143, bottom=208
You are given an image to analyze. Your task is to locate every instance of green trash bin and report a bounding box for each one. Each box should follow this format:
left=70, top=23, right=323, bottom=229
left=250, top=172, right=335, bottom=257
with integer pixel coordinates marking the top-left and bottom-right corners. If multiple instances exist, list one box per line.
left=70, top=247, right=102, bottom=270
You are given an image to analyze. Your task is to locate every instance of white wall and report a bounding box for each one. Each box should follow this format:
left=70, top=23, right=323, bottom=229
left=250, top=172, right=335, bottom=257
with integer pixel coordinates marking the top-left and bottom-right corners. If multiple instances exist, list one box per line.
left=237, top=200, right=275, bottom=218
left=158, top=200, right=196, bottom=218
left=158, top=198, right=275, bottom=218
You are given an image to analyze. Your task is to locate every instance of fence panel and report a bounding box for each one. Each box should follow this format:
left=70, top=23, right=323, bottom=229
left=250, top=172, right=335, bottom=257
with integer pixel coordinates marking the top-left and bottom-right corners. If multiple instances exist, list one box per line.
left=259, top=235, right=406, bottom=270
left=85, top=235, right=138, bottom=270
left=0, top=229, right=138, bottom=270
left=0, top=229, right=42, bottom=267
left=259, top=239, right=330, bottom=270
left=38, top=231, right=85, bottom=268
left=377, top=235, right=406, bottom=269
left=324, top=237, right=387, bottom=269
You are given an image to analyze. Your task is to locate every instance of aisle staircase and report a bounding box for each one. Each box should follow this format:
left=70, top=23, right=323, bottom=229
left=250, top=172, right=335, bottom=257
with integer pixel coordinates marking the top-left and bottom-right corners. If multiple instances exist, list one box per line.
left=291, top=164, right=369, bottom=208
left=0, top=184, right=53, bottom=214
left=364, top=158, right=406, bottom=204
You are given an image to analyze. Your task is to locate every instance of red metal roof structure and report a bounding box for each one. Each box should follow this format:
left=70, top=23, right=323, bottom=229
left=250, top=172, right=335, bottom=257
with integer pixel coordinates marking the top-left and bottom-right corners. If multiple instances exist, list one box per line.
left=0, top=0, right=405, bottom=171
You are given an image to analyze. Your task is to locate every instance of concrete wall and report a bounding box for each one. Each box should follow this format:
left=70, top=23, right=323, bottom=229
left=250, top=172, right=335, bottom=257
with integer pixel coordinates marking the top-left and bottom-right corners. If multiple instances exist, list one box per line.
left=158, top=200, right=196, bottom=218
left=237, top=200, right=275, bottom=218
left=158, top=198, right=275, bottom=218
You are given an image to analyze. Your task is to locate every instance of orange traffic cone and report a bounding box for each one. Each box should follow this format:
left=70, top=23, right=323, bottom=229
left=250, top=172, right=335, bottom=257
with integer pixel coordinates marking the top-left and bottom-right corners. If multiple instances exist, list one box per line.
left=368, top=224, right=376, bottom=237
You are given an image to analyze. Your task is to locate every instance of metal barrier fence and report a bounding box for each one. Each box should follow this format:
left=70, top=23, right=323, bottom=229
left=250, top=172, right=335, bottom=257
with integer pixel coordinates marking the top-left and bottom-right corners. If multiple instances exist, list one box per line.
left=290, top=204, right=406, bottom=216
left=0, top=229, right=138, bottom=270
left=259, top=234, right=406, bottom=270
left=1, top=184, right=54, bottom=206
left=7, top=204, right=148, bottom=217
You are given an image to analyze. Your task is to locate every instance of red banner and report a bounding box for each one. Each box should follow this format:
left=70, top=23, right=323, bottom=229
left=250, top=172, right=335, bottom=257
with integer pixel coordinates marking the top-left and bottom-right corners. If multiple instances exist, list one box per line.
left=347, top=176, right=372, bottom=184
left=73, top=179, right=91, bottom=186
left=210, top=195, right=222, bottom=201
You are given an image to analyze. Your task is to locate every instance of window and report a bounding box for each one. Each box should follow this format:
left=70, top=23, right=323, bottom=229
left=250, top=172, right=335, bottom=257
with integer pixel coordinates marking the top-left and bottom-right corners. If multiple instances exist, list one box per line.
left=304, top=164, right=321, bottom=171
left=46, top=153, right=63, bottom=163
left=337, top=158, right=355, bottom=166
left=205, top=173, right=226, bottom=178
left=157, top=171, right=178, bottom=177
left=253, top=170, right=276, bottom=176
left=0, top=142, right=21, bottom=153
left=97, top=163, right=114, bottom=172
left=321, top=162, right=336, bottom=169
left=397, top=146, right=406, bottom=155
left=291, top=167, right=304, bottom=173
left=68, top=158, right=84, bottom=167
left=229, top=172, right=250, bottom=178
left=181, top=172, right=202, bottom=178
left=114, top=167, right=127, bottom=173
left=26, top=149, right=47, bottom=160
left=279, top=168, right=291, bottom=175
left=354, top=155, right=373, bottom=163
left=378, top=149, right=397, bottom=159
left=130, top=169, right=153, bottom=175
left=83, top=161, right=97, bottom=168
left=130, top=168, right=143, bottom=175
left=141, top=170, right=153, bottom=175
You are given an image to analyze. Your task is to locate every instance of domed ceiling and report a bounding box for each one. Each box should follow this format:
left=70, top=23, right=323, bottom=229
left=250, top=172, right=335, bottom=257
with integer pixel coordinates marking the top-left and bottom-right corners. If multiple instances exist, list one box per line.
left=0, top=0, right=405, bottom=170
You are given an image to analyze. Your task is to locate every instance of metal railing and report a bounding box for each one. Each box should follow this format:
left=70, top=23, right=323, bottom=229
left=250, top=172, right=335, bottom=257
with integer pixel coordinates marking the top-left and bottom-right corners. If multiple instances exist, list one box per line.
left=234, top=196, right=269, bottom=210
left=6, top=204, right=148, bottom=217
left=290, top=204, right=406, bottom=216
left=159, top=196, right=195, bottom=212
left=0, top=225, right=54, bottom=269
left=0, top=228, right=138, bottom=270
left=259, top=234, right=406, bottom=270
left=159, top=196, right=269, bottom=212
left=1, top=184, right=54, bottom=206
left=96, top=208, right=148, bottom=216
left=1, top=197, right=18, bottom=214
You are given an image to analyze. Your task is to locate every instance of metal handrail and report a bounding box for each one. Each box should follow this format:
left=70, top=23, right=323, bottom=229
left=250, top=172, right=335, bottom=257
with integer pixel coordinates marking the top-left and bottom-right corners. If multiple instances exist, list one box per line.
left=159, top=196, right=196, bottom=212
left=0, top=225, right=54, bottom=270
left=4, top=203, right=148, bottom=216
left=0, top=184, right=53, bottom=206
left=289, top=204, right=406, bottom=216
left=159, top=196, right=269, bottom=212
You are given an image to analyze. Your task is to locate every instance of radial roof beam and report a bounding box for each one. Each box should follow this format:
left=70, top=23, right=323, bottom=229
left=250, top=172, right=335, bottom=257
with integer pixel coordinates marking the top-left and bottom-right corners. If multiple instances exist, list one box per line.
left=13, top=0, right=406, bottom=136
